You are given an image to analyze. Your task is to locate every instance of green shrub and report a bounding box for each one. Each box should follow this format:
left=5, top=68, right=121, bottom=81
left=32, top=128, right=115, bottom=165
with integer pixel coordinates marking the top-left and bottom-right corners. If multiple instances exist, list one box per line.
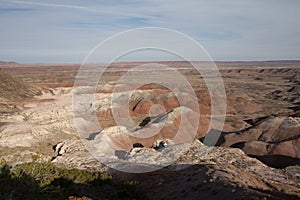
left=0, top=157, right=144, bottom=200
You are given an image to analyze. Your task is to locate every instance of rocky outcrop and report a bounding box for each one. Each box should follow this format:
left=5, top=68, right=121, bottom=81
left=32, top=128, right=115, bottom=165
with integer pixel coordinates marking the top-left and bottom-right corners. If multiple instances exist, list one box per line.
left=49, top=137, right=300, bottom=199
left=112, top=140, right=300, bottom=200
left=51, top=139, right=107, bottom=171
left=151, top=139, right=175, bottom=150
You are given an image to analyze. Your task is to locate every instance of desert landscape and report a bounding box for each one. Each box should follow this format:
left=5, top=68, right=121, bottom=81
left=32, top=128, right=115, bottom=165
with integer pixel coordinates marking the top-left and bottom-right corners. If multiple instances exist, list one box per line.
left=0, top=60, right=299, bottom=199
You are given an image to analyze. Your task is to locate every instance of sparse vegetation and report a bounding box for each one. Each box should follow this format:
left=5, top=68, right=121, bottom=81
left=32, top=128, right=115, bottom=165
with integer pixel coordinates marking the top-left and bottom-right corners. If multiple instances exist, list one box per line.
left=0, top=157, right=145, bottom=200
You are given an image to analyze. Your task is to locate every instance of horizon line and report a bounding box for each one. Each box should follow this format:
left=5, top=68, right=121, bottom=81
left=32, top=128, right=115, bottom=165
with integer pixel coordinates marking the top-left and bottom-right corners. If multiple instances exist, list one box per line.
left=1, top=59, right=300, bottom=65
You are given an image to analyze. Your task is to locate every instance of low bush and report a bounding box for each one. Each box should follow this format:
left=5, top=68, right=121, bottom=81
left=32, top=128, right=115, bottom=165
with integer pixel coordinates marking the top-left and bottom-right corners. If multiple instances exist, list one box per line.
left=0, top=157, right=145, bottom=200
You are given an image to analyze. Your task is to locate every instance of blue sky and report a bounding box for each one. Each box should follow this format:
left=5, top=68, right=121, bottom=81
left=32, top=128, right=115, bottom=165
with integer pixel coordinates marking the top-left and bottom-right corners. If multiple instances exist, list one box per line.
left=0, top=0, right=299, bottom=63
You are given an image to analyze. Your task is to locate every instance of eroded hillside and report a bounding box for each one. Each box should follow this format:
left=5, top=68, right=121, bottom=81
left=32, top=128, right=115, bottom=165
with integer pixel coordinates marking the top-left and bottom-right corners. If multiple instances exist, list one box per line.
left=0, top=61, right=299, bottom=199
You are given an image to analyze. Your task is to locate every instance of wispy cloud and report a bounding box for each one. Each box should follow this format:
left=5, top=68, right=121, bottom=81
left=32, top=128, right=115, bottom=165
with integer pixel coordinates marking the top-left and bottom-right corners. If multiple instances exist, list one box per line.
left=0, top=0, right=299, bottom=63
left=10, top=0, right=90, bottom=11
left=0, top=7, right=34, bottom=13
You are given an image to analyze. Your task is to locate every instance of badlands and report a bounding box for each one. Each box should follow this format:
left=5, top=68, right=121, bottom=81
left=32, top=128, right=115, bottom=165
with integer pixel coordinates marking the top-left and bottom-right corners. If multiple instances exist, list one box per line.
left=0, top=61, right=299, bottom=199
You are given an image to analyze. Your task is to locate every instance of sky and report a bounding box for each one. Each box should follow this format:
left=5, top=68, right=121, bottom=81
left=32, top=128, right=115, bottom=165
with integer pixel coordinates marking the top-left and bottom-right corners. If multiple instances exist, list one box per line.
left=0, top=0, right=299, bottom=63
